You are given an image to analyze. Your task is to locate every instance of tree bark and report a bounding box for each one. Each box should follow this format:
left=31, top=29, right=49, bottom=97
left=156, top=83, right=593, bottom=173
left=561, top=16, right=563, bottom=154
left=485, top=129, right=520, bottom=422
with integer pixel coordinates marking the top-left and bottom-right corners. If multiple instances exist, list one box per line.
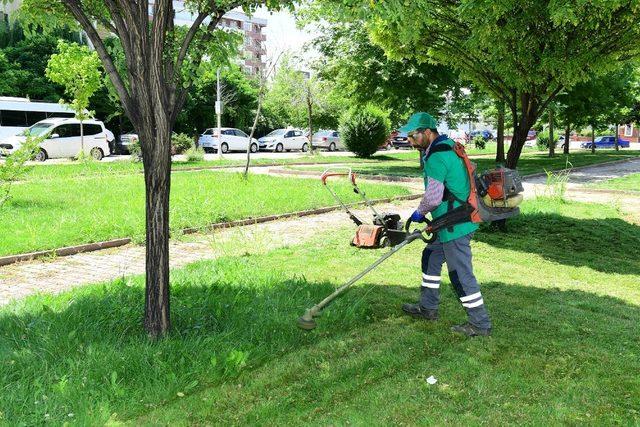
left=140, top=125, right=172, bottom=338
left=614, top=123, right=619, bottom=151
left=591, top=126, right=596, bottom=154
left=548, top=108, right=554, bottom=157
left=564, top=124, right=570, bottom=155
left=495, top=101, right=505, bottom=164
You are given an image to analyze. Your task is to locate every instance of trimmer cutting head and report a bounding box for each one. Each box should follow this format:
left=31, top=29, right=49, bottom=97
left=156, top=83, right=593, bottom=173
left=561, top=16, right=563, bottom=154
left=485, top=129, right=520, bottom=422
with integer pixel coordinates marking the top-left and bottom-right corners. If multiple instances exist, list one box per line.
left=297, top=313, right=317, bottom=330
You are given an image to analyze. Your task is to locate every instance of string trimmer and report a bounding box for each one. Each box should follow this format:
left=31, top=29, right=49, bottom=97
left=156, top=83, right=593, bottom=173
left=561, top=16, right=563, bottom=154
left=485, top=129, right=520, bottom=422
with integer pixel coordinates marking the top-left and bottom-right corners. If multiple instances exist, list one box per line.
left=297, top=218, right=433, bottom=330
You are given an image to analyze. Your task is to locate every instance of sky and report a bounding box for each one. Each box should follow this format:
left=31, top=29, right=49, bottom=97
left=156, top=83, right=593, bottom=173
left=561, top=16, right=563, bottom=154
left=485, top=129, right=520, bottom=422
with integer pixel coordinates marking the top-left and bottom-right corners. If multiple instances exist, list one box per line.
left=252, top=7, right=319, bottom=67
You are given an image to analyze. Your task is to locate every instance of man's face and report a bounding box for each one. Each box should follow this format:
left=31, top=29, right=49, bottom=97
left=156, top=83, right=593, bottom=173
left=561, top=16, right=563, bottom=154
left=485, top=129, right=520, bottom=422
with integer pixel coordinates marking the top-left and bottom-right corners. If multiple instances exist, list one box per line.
left=408, top=129, right=432, bottom=149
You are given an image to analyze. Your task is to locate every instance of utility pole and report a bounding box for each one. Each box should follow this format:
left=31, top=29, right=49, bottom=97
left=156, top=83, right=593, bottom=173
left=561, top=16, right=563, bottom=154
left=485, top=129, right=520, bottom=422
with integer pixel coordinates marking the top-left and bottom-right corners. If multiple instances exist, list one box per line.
left=216, top=68, right=222, bottom=160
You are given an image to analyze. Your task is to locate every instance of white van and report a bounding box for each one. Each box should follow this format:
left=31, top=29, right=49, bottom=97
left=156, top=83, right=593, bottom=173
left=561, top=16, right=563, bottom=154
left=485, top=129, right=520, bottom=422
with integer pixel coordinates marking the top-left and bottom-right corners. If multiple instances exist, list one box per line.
left=0, top=117, right=114, bottom=161
left=0, top=96, right=76, bottom=140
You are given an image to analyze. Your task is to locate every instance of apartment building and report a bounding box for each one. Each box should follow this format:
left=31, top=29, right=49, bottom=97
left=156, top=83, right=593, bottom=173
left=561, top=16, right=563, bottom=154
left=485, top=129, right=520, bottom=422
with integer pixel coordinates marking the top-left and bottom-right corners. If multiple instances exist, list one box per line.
left=2, top=1, right=268, bottom=75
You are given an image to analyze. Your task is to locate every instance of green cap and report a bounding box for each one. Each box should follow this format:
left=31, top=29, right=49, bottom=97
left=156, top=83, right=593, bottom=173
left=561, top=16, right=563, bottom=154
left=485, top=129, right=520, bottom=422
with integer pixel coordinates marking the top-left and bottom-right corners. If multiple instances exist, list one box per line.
left=399, top=112, right=438, bottom=132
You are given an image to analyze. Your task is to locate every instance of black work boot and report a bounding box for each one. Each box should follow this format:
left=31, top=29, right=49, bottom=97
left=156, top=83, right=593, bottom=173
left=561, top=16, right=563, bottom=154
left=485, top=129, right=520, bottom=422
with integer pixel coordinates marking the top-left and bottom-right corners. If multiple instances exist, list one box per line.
left=402, top=303, right=438, bottom=321
left=451, top=322, right=491, bottom=337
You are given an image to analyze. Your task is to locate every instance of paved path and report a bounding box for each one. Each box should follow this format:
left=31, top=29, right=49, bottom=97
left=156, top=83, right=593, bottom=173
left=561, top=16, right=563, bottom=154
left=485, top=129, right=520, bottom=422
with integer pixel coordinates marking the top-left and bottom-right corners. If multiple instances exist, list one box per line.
left=1, top=157, right=639, bottom=306
left=0, top=200, right=417, bottom=306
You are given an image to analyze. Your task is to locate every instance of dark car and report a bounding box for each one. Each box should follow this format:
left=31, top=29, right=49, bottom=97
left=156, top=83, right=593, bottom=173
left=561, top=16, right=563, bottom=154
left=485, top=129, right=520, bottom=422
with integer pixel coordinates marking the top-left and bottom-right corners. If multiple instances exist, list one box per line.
left=391, top=131, right=411, bottom=149
left=114, top=132, right=139, bottom=154
left=580, top=136, right=630, bottom=149
left=469, top=130, right=494, bottom=141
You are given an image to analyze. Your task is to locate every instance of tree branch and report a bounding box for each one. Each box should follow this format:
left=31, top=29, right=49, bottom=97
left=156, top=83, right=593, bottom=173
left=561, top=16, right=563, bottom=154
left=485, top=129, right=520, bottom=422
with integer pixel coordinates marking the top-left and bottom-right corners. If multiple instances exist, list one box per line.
left=59, top=0, right=135, bottom=121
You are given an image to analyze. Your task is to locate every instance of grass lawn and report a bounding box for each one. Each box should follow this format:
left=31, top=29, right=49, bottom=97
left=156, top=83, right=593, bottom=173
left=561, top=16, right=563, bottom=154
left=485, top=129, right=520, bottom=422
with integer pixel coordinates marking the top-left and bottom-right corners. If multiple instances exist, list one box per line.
left=592, top=172, right=640, bottom=192
left=0, top=172, right=410, bottom=256
left=287, top=149, right=640, bottom=178
left=1, top=197, right=639, bottom=424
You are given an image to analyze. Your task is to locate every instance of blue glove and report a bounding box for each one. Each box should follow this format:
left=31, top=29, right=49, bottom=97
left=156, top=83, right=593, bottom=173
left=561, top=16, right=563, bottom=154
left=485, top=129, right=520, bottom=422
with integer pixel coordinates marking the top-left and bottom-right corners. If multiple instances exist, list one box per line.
left=410, top=210, right=426, bottom=223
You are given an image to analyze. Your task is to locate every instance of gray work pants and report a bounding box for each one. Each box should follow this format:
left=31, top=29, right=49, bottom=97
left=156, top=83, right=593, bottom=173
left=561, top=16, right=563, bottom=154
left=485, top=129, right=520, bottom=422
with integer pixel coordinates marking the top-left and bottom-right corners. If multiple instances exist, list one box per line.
left=420, top=233, right=491, bottom=329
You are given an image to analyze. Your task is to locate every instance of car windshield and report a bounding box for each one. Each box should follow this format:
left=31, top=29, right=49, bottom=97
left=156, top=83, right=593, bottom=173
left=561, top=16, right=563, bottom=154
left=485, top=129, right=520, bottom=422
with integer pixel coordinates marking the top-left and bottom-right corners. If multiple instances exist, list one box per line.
left=594, top=137, right=604, bottom=142
left=23, top=122, right=54, bottom=137
left=266, top=129, right=286, bottom=137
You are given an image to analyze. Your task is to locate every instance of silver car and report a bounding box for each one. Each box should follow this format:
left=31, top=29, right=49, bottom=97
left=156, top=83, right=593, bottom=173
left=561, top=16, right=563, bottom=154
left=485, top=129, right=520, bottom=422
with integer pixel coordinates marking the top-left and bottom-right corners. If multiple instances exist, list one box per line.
left=312, top=130, right=342, bottom=151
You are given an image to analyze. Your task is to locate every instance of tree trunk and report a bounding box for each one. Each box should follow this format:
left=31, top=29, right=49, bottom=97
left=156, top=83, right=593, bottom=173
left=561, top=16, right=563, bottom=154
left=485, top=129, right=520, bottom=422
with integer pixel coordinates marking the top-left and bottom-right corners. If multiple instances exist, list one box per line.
left=506, top=118, right=535, bottom=169
left=614, top=124, right=619, bottom=151
left=140, top=126, right=172, bottom=338
left=244, top=93, right=263, bottom=178
left=80, top=120, right=85, bottom=157
left=548, top=108, right=554, bottom=157
left=505, top=95, right=539, bottom=169
left=495, top=101, right=505, bottom=164
left=306, top=85, right=313, bottom=152
left=564, top=124, right=570, bottom=155
left=591, top=127, right=595, bottom=154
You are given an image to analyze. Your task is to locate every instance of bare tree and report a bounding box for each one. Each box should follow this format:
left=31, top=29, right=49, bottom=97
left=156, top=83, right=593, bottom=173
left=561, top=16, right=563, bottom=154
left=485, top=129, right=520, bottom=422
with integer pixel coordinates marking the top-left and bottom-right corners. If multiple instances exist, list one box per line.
left=244, top=49, right=283, bottom=177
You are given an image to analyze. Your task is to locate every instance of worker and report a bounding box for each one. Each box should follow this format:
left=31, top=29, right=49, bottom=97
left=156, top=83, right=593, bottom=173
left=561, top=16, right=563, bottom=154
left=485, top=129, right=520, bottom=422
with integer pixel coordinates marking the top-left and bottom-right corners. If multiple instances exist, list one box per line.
left=400, top=112, right=492, bottom=337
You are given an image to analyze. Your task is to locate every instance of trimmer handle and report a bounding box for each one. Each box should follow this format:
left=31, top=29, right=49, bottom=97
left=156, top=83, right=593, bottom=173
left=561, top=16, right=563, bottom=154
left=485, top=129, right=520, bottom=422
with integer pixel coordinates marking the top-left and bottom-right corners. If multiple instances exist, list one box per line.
left=321, top=170, right=357, bottom=186
left=405, top=217, right=437, bottom=244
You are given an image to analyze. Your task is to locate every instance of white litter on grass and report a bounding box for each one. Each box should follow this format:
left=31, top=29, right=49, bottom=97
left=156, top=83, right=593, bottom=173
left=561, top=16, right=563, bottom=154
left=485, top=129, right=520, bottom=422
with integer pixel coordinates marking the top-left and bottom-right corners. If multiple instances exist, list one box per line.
left=426, top=375, right=438, bottom=385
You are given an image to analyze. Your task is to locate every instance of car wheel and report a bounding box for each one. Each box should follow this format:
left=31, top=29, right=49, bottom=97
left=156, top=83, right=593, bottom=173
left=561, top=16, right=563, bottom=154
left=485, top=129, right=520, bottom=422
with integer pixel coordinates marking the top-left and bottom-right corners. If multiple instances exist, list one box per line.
left=221, top=142, right=229, bottom=153
left=34, top=148, right=47, bottom=162
left=250, top=143, right=258, bottom=153
left=275, top=143, right=284, bottom=153
left=90, top=147, right=104, bottom=161
left=301, top=143, right=309, bottom=152
left=329, top=142, right=336, bottom=152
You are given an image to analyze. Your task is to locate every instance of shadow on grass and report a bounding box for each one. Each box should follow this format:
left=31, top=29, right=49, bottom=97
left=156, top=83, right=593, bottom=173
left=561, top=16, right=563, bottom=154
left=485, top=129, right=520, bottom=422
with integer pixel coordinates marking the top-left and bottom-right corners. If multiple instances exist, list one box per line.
left=2, top=263, right=640, bottom=424
left=476, top=211, right=640, bottom=275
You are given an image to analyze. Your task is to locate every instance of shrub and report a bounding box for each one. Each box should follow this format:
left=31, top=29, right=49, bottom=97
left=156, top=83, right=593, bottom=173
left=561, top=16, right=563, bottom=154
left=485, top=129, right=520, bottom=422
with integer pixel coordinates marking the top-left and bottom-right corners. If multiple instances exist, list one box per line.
left=339, top=105, right=390, bottom=158
left=185, top=146, right=205, bottom=163
left=536, top=130, right=559, bottom=149
left=473, top=135, right=486, bottom=149
left=171, top=133, right=194, bottom=155
left=0, top=135, right=41, bottom=208
left=129, top=138, right=142, bottom=162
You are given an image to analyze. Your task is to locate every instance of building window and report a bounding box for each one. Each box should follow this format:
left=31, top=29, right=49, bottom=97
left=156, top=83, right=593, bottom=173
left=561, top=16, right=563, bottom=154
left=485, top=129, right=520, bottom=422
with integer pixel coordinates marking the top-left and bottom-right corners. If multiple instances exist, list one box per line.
left=624, top=124, right=633, bottom=137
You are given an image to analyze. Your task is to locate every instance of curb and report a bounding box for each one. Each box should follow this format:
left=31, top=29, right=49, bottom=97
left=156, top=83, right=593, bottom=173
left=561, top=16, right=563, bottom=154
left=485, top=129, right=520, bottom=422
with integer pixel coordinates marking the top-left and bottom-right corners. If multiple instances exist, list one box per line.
left=0, top=193, right=421, bottom=267
left=522, top=157, right=639, bottom=180
left=567, top=187, right=640, bottom=196
left=0, top=238, right=131, bottom=267
left=267, top=168, right=421, bottom=183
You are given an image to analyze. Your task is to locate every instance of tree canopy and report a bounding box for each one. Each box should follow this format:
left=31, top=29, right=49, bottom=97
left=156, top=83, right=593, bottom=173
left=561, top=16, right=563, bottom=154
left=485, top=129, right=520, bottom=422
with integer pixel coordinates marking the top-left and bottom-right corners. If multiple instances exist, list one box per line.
left=308, top=0, right=640, bottom=167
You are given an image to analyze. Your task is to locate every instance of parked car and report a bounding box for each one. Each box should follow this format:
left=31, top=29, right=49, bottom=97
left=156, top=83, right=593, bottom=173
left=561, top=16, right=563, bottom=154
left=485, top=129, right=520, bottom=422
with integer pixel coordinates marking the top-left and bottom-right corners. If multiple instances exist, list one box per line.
left=469, top=130, right=494, bottom=141
left=449, top=130, right=469, bottom=145
left=258, top=128, right=309, bottom=152
left=115, top=132, right=139, bottom=154
left=198, top=127, right=259, bottom=153
left=312, top=130, right=342, bottom=151
left=0, top=117, right=113, bottom=161
left=580, top=136, right=630, bottom=149
left=391, top=131, right=411, bottom=149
